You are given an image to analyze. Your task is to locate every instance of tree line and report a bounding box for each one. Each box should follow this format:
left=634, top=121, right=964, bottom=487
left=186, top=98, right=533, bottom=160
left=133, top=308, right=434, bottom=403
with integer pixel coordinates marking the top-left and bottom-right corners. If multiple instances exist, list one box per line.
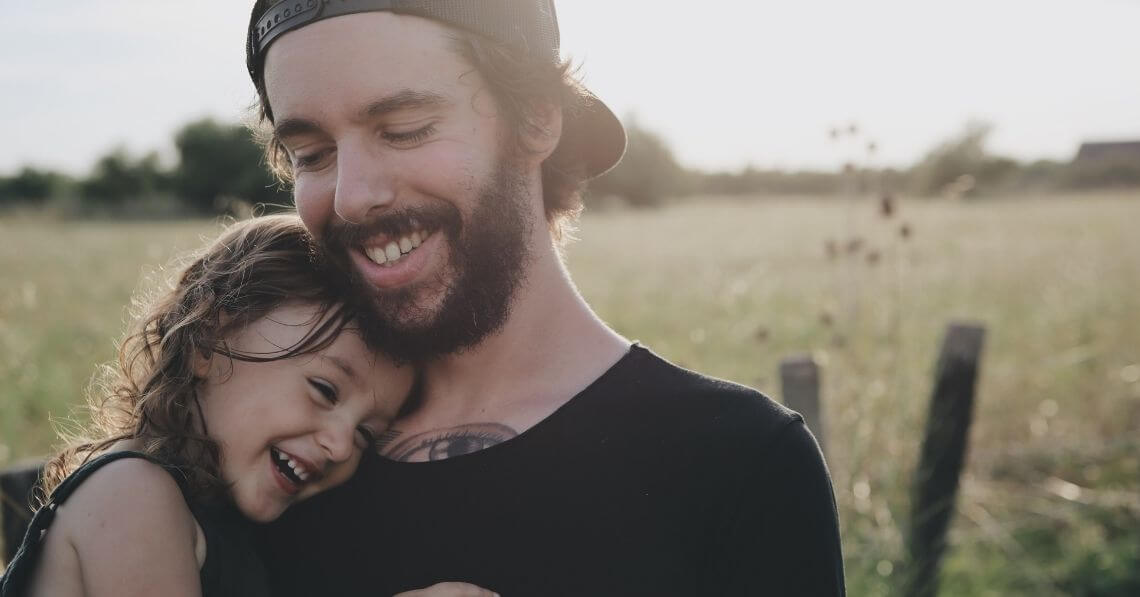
left=2, top=118, right=1138, bottom=214
left=0, top=119, right=290, bottom=216
left=589, top=120, right=1140, bottom=207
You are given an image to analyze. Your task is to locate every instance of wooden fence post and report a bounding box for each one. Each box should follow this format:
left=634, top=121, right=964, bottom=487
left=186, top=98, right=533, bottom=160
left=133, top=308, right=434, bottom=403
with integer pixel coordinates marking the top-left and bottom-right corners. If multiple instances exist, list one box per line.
left=780, top=354, right=826, bottom=459
left=1, top=461, right=44, bottom=564
left=903, top=322, right=986, bottom=597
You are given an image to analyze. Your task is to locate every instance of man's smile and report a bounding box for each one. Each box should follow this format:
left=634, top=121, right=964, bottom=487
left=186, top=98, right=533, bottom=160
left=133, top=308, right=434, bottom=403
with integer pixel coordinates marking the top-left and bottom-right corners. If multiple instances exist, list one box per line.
left=350, top=225, right=445, bottom=290
left=362, top=224, right=432, bottom=268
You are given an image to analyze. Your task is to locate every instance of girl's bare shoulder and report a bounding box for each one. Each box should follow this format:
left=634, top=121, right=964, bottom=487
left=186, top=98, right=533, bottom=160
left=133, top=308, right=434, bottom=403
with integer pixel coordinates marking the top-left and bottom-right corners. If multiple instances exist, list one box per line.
left=46, top=456, right=205, bottom=596
left=52, top=456, right=197, bottom=544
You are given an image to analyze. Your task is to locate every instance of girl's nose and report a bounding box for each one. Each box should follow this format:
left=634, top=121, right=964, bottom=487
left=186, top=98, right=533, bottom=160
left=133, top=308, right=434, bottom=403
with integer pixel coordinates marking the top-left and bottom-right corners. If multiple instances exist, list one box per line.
left=316, top=419, right=356, bottom=464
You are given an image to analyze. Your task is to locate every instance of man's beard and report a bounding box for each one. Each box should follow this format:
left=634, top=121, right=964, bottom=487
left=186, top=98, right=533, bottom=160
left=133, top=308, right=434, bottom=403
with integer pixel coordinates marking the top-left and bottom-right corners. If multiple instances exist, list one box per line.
left=319, top=158, right=533, bottom=361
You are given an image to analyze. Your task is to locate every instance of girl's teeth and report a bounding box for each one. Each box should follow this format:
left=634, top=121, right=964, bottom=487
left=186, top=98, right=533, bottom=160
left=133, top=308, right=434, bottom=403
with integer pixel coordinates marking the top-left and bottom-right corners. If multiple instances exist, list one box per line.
left=281, top=454, right=309, bottom=482
left=384, top=242, right=401, bottom=261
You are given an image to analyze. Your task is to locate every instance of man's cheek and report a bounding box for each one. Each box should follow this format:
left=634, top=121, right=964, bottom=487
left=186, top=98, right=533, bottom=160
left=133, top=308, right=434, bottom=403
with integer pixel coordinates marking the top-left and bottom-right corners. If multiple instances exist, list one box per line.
left=403, top=140, right=488, bottom=197
left=293, top=180, right=333, bottom=238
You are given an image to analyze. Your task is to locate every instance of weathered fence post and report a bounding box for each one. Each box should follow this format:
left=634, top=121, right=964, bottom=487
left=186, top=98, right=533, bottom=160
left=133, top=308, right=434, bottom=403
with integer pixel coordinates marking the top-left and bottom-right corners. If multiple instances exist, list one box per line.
left=780, top=354, right=826, bottom=459
left=1, top=461, right=44, bottom=564
left=903, top=322, right=986, bottom=597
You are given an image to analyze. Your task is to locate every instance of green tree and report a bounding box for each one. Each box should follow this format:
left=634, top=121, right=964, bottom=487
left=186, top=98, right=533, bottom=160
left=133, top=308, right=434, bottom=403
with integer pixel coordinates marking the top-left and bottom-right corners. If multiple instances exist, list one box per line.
left=80, top=148, right=167, bottom=204
left=909, top=121, right=991, bottom=196
left=0, top=167, right=71, bottom=204
left=589, top=117, right=685, bottom=208
left=908, top=121, right=1029, bottom=196
left=173, top=119, right=289, bottom=213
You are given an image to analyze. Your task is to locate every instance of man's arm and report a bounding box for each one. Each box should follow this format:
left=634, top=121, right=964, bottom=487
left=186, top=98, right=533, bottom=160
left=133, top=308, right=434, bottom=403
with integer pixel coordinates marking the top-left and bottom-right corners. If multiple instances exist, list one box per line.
left=706, top=420, right=846, bottom=595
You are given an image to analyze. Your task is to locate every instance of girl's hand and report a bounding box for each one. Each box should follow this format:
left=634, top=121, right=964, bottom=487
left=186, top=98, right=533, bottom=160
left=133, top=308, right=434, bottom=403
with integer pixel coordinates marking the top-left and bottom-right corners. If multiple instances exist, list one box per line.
left=393, top=582, right=500, bottom=597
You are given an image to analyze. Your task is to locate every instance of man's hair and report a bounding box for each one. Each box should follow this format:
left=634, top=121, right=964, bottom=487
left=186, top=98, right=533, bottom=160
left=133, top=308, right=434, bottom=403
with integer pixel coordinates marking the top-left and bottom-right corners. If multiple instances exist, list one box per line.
left=246, top=1, right=590, bottom=239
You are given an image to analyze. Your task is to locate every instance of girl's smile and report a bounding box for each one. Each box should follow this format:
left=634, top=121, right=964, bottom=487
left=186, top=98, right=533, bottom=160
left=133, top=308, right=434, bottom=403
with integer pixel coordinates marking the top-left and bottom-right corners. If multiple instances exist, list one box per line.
left=270, top=446, right=317, bottom=494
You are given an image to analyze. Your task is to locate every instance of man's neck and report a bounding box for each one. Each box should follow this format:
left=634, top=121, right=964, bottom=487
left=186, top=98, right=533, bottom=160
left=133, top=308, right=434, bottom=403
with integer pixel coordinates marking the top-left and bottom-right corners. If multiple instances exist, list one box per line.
left=379, top=234, right=629, bottom=461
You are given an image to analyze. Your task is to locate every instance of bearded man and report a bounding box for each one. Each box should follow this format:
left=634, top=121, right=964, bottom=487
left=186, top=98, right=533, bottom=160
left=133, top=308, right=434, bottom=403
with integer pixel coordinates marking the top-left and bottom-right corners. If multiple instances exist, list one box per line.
left=247, top=1, right=845, bottom=595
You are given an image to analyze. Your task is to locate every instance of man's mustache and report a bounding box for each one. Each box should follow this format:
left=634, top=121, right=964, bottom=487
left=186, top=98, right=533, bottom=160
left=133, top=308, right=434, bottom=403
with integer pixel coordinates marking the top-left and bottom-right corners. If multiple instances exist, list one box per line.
left=321, top=203, right=462, bottom=250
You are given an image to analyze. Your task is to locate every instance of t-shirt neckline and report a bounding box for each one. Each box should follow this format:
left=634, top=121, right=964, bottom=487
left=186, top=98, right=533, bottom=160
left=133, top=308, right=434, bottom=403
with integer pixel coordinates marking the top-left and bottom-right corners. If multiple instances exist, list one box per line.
left=372, top=343, right=648, bottom=468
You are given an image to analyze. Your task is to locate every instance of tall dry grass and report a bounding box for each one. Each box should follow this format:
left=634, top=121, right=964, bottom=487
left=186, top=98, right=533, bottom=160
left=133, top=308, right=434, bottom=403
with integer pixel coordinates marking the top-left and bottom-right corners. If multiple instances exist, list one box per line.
left=2, top=193, right=1139, bottom=593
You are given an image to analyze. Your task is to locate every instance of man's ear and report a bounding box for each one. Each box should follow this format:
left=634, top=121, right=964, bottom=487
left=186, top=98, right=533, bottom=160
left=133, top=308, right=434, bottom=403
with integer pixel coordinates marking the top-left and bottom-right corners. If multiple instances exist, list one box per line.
left=522, top=102, right=563, bottom=162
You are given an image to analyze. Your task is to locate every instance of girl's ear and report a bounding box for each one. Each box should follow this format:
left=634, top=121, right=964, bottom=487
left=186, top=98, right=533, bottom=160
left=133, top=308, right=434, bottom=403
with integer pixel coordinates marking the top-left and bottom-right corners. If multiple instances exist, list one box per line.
left=192, top=347, right=213, bottom=378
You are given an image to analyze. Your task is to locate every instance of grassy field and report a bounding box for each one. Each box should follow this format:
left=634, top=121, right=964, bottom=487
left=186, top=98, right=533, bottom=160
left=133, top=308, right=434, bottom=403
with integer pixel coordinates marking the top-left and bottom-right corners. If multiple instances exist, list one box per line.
left=2, top=193, right=1139, bottom=594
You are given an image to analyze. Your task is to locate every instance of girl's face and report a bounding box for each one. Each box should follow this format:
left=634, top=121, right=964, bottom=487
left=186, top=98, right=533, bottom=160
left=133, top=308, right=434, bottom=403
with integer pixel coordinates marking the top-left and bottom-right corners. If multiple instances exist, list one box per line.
left=196, top=303, right=413, bottom=522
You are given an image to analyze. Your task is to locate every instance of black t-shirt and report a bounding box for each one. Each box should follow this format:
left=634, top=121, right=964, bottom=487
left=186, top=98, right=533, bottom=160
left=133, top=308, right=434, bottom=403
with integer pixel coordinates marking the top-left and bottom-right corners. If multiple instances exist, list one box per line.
left=259, top=345, right=845, bottom=596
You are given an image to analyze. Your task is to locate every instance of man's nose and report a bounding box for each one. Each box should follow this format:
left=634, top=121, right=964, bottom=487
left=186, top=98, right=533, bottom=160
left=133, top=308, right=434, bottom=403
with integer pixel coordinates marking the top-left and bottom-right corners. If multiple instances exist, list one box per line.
left=333, top=142, right=396, bottom=224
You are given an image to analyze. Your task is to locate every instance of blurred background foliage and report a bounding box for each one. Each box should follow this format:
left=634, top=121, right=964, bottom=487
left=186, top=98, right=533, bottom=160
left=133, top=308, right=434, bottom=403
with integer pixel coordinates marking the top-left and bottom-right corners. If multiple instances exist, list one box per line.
left=0, top=119, right=291, bottom=217
left=2, top=117, right=1138, bottom=216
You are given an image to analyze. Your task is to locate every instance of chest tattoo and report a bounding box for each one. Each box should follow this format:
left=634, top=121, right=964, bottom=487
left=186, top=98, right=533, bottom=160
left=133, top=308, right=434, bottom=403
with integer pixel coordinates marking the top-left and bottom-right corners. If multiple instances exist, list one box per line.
left=380, top=423, right=520, bottom=462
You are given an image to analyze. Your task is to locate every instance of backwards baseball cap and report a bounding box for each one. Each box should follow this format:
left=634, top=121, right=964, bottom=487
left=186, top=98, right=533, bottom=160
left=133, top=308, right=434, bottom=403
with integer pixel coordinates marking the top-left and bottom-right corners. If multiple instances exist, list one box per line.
left=246, top=0, right=626, bottom=179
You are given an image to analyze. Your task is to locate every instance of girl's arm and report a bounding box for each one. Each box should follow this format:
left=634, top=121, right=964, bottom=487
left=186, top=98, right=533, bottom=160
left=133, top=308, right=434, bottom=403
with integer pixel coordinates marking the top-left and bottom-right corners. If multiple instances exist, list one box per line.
left=50, top=458, right=203, bottom=597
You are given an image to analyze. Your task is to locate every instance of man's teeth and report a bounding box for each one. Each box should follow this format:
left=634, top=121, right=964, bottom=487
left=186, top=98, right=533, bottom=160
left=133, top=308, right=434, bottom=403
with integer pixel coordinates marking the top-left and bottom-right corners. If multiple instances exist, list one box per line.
left=364, top=230, right=426, bottom=266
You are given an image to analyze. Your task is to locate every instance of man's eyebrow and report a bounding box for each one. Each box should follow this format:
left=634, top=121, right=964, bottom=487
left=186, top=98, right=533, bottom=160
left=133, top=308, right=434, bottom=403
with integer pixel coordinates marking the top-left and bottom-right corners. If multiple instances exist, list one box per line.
left=273, top=117, right=323, bottom=141
left=362, top=89, right=448, bottom=118
left=320, top=354, right=357, bottom=381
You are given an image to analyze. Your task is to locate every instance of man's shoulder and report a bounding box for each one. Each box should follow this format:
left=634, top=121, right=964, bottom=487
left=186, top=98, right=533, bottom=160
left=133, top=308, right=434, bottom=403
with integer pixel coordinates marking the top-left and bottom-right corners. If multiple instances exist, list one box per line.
left=599, top=344, right=803, bottom=445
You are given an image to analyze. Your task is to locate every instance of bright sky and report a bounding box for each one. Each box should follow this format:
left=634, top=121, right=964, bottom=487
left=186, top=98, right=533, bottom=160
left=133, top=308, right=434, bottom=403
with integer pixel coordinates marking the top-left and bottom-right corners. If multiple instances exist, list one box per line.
left=3, top=0, right=1139, bottom=175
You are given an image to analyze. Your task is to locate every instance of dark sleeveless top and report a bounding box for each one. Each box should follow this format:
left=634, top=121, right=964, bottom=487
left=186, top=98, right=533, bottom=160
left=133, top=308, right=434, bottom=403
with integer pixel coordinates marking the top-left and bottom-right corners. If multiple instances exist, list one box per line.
left=0, top=451, right=271, bottom=597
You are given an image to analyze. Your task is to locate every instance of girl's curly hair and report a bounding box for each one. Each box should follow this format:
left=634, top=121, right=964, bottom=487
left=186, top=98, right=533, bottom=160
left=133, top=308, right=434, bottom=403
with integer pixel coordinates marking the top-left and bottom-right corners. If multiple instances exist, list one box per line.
left=39, top=214, right=356, bottom=505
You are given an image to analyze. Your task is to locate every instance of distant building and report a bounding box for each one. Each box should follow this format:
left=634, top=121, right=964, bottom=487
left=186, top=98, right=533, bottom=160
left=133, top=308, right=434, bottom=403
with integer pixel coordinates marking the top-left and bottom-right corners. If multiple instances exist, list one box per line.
left=1074, top=141, right=1140, bottom=164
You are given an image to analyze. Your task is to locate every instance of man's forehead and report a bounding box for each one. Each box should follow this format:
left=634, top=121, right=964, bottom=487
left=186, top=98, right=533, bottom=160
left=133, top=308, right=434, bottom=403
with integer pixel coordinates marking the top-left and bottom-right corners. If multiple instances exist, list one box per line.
left=263, top=12, right=468, bottom=118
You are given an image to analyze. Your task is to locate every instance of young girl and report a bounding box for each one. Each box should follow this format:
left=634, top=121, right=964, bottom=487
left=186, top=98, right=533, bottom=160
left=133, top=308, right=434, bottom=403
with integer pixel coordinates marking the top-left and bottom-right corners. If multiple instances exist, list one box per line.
left=0, top=216, right=494, bottom=597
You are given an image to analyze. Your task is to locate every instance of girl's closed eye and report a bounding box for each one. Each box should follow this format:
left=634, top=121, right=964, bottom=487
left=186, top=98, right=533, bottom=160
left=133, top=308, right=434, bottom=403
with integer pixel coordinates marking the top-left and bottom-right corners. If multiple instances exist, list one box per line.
left=309, top=378, right=338, bottom=404
left=355, top=425, right=377, bottom=450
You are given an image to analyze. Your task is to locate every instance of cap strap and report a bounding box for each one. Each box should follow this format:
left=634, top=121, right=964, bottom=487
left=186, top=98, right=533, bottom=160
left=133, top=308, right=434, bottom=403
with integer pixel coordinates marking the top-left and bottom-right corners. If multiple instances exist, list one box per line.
left=255, top=0, right=399, bottom=57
